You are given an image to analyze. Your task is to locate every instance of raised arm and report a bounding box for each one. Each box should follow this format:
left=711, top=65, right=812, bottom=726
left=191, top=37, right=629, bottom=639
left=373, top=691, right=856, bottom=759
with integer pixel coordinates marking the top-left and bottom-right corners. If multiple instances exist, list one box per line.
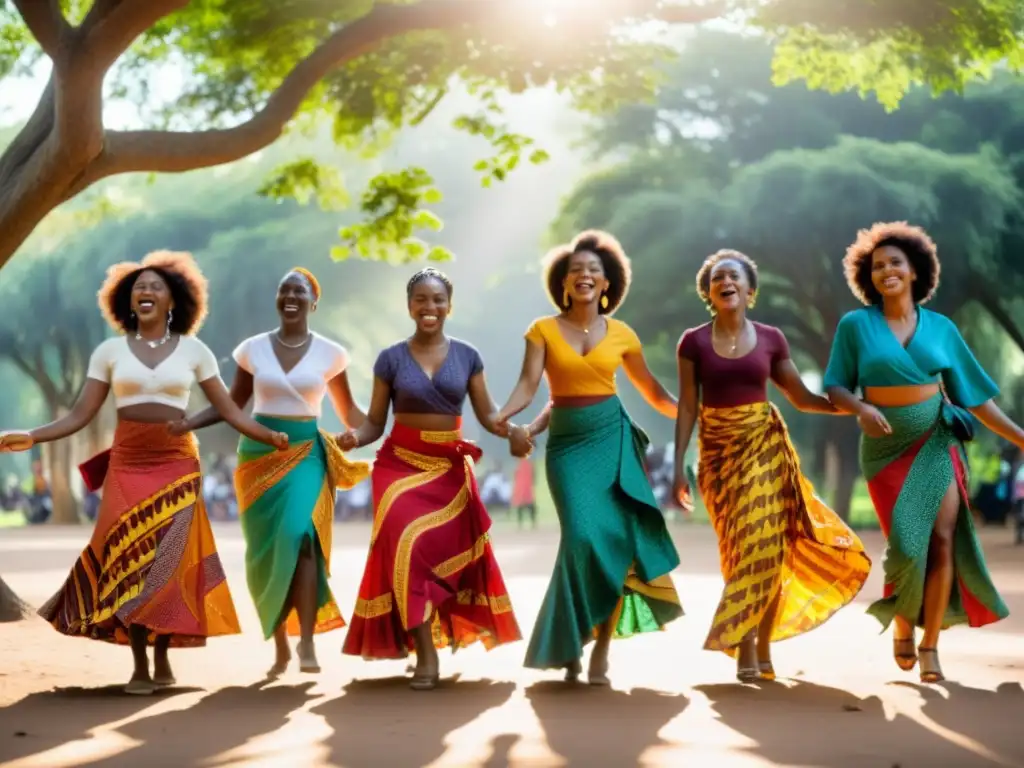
left=970, top=401, right=1024, bottom=450
left=773, top=360, right=839, bottom=415
left=497, top=338, right=546, bottom=423
left=326, top=370, right=367, bottom=430
left=198, top=376, right=286, bottom=448
left=14, top=380, right=109, bottom=447
left=179, top=368, right=254, bottom=433
left=622, top=348, right=677, bottom=419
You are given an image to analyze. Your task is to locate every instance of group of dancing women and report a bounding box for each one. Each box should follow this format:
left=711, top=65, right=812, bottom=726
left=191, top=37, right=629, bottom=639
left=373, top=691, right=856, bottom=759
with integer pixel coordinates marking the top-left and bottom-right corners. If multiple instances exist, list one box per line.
left=2, top=219, right=1021, bottom=694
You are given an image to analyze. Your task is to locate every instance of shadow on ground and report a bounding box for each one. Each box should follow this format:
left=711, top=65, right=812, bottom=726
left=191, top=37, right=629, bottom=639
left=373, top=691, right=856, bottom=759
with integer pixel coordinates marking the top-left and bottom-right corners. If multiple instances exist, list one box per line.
left=521, top=681, right=689, bottom=765
left=310, top=676, right=516, bottom=767
left=0, top=684, right=201, bottom=764
left=697, top=679, right=1024, bottom=768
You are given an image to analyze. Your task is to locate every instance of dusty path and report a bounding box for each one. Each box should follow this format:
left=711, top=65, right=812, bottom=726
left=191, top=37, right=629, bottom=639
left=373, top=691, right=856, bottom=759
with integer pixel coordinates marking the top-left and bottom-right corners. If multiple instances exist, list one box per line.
left=2, top=523, right=1023, bottom=767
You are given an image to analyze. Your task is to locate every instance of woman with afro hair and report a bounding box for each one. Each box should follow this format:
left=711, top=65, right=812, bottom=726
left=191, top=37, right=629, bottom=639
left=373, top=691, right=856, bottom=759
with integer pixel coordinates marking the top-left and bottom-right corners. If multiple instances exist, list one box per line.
left=824, top=222, right=1024, bottom=682
left=0, top=251, right=288, bottom=695
left=497, top=230, right=683, bottom=686
left=674, top=249, right=870, bottom=682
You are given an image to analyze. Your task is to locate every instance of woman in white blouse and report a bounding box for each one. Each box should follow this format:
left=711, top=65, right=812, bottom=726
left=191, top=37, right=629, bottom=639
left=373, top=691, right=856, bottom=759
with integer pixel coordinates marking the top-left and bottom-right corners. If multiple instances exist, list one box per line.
left=177, top=268, right=369, bottom=676
left=0, top=251, right=287, bottom=695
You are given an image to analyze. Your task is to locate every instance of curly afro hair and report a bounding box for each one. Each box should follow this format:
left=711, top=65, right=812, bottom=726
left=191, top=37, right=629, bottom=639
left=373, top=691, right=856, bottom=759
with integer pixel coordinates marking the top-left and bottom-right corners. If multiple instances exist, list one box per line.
left=696, top=249, right=759, bottom=314
left=97, top=250, right=209, bottom=335
left=407, top=267, right=453, bottom=300
left=843, top=221, right=940, bottom=306
left=542, top=229, right=632, bottom=315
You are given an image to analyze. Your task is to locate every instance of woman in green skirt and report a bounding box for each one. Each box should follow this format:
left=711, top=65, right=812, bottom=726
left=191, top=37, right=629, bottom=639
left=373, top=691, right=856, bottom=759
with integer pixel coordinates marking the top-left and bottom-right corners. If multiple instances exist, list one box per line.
left=824, top=222, right=1024, bottom=682
left=498, top=230, right=683, bottom=685
left=174, top=268, right=369, bottom=675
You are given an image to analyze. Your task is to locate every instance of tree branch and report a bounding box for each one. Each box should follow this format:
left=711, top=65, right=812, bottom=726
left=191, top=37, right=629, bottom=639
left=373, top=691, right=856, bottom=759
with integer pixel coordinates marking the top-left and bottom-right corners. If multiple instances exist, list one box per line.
left=81, top=0, right=191, bottom=72
left=13, top=0, right=70, bottom=60
left=972, top=283, right=1024, bottom=356
left=69, top=0, right=725, bottom=193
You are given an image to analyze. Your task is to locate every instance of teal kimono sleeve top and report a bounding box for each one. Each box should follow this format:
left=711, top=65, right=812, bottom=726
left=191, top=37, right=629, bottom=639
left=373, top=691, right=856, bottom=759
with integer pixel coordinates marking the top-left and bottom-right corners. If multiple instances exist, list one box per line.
left=822, top=306, right=999, bottom=408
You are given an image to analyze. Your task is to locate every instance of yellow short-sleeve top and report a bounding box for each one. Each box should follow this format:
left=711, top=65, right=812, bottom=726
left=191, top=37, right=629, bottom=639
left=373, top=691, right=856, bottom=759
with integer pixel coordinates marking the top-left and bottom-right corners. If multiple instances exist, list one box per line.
left=524, top=316, right=642, bottom=397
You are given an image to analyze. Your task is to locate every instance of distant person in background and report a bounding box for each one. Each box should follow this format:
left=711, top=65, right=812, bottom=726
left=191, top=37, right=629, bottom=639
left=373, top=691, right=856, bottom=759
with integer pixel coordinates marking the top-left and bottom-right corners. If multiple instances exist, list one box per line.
left=337, top=268, right=524, bottom=690
left=498, top=230, right=683, bottom=686
left=26, top=459, right=52, bottom=524
left=824, top=221, right=1024, bottom=682
left=175, top=267, right=369, bottom=677
left=0, top=250, right=285, bottom=694
left=674, top=249, right=870, bottom=683
left=511, top=456, right=536, bottom=529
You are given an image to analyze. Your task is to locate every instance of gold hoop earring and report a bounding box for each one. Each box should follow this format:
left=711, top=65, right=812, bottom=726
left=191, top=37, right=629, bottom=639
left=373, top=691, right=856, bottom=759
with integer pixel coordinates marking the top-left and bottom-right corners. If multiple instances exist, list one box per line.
left=600, top=294, right=609, bottom=310
left=562, top=288, right=570, bottom=308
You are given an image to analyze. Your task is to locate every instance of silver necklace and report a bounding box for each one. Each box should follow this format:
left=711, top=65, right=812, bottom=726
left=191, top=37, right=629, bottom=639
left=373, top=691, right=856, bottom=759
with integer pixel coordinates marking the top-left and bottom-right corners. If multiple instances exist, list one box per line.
left=276, top=330, right=311, bottom=349
left=136, top=328, right=171, bottom=349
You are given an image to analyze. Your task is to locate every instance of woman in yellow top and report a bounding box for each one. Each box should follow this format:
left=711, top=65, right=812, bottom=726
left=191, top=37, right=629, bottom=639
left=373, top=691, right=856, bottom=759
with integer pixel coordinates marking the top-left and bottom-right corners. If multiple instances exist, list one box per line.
left=498, top=230, right=683, bottom=685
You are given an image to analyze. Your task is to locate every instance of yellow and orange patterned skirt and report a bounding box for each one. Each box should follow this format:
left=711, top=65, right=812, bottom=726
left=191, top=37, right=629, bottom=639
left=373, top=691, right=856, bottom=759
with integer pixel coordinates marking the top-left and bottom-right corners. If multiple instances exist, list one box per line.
left=38, top=420, right=241, bottom=647
left=342, top=422, right=522, bottom=659
left=697, top=402, right=870, bottom=654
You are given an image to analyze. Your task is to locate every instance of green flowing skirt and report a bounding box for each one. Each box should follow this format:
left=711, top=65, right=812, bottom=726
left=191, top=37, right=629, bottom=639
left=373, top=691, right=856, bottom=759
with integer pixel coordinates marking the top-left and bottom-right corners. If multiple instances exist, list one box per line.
left=236, top=416, right=349, bottom=639
left=524, top=397, right=683, bottom=670
left=860, top=395, right=1008, bottom=630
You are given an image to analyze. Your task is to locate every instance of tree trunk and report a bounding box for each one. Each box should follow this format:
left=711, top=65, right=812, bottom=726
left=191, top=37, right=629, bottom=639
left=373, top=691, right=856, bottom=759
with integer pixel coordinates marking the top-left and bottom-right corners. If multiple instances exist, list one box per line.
left=45, top=428, right=78, bottom=525
left=0, top=575, right=29, bottom=622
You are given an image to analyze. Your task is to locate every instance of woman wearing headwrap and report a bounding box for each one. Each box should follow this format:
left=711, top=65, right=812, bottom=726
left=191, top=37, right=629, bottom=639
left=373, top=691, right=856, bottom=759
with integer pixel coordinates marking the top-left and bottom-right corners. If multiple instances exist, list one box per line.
left=176, top=268, right=369, bottom=676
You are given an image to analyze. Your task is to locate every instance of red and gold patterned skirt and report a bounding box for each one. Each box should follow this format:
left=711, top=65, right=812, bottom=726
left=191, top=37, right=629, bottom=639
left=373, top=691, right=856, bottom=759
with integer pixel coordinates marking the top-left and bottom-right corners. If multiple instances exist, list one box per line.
left=342, top=422, right=521, bottom=659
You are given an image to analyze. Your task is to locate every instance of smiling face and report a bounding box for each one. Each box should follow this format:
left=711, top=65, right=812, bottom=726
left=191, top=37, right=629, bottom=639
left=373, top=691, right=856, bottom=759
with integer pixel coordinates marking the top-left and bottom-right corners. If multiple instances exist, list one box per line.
left=408, top=276, right=450, bottom=333
left=563, top=250, right=609, bottom=307
left=131, top=269, right=173, bottom=326
left=277, top=272, right=315, bottom=324
left=707, top=258, right=752, bottom=314
left=870, top=244, right=916, bottom=300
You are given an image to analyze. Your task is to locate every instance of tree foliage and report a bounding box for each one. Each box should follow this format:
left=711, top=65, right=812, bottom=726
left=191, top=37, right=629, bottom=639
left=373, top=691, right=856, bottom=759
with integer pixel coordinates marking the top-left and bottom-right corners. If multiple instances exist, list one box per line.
left=0, top=0, right=1022, bottom=270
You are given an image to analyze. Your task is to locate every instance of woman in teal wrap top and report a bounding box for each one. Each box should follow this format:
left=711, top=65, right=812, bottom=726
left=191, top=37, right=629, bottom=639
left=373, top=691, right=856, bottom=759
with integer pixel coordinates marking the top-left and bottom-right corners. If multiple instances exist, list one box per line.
left=824, top=221, right=1024, bottom=684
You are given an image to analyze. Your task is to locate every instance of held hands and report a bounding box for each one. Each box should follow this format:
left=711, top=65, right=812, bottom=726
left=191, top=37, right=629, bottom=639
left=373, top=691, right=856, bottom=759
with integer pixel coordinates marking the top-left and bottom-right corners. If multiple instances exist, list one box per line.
left=336, top=430, right=359, bottom=452
left=0, top=431, right=33, bottom=453
left=672, top=472, right=694, bottom=512
left=856, top=404, right=892, bottom=438
left=166, top=419, right=191, bottom=437
left=508, top=424, right=534, bottom=459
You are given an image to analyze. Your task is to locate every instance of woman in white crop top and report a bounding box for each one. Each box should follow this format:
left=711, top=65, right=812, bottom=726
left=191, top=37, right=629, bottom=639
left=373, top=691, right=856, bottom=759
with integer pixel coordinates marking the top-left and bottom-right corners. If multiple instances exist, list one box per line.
left=0, top=251, right=288, bottom=696
left=176, top=268, right=369, bottom=676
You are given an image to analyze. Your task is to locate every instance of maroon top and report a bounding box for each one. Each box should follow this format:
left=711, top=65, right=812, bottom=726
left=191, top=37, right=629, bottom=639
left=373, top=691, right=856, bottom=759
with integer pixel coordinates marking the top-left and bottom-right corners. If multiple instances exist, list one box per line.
left=677, top=321, right=790, bottom=408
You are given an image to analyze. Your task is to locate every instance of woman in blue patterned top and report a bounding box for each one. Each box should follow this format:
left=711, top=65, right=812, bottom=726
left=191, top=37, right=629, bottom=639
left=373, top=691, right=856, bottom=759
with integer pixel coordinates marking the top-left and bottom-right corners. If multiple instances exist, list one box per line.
left=337, top=269, right=527, bottom=690
left=823, top=221, right=1024, bottom=683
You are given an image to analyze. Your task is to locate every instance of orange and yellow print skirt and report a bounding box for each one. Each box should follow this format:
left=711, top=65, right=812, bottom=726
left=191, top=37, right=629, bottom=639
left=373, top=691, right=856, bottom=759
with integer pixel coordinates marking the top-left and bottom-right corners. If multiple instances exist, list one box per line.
left=697, top=402, right=871, bottom=654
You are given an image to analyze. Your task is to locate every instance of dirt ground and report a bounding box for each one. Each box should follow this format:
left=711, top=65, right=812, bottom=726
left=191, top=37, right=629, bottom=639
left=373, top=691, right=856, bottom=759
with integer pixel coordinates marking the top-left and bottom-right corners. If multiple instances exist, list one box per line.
left=2, top=522, right=1024, bottom=767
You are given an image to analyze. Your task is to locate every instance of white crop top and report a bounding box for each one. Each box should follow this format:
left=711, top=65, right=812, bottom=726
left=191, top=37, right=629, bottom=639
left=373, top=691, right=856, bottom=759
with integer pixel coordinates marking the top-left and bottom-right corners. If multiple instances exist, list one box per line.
left=86, top=335, right=220, bottom=411
left=233, top=332, right=349, bottom=419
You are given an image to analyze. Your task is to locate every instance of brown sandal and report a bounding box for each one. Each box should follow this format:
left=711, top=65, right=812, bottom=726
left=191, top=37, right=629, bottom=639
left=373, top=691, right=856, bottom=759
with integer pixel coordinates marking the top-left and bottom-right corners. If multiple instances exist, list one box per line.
left=894, top=637, right=918, bottom=671
left=918, top=647, right=944, bottom=683
left=758, top=660, right=776, bottom=681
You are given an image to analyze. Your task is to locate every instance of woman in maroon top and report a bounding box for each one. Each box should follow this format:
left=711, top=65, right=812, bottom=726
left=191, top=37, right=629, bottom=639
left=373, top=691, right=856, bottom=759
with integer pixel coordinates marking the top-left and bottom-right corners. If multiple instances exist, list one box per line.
left=673, top=249, right=871, bottom=682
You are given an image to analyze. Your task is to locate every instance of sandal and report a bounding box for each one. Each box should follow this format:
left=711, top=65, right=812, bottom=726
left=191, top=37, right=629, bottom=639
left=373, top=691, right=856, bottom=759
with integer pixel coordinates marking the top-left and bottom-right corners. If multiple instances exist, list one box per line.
left=564, top=659, right=582, bottom=683
left=918, top=647, right=945, bottom=683
left=736, top=666, right=759, bottom=683
left=124, top=678, right=155, bottom=696
left=893, top=637, right=917, bottom=671
left=409, top=671, right=439, bottom=691
left=758, top=660, right=776, bottom=681
left=587, top=658, right=610, bottom=687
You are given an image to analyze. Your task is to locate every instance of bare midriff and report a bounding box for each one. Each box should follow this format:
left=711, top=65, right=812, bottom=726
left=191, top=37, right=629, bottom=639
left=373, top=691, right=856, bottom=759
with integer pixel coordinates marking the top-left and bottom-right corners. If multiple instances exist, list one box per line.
left=552, top=394, right=614, bottom=409
left=863, top=383, right=940, bottom=408
left=117, top=404, right=186, bottom=423
left=395, top=412, right=461, bottom=432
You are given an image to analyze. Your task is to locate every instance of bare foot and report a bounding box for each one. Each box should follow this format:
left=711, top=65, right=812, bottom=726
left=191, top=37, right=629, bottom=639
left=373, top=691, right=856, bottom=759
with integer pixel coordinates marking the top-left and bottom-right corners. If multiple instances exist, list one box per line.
left=267, top=648, right=292, bottom=679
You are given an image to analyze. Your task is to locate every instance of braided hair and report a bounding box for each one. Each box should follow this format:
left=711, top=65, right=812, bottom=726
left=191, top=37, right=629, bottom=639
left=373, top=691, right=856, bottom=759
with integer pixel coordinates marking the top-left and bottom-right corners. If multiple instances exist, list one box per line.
left=406, top=268, right=453, bottom=300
